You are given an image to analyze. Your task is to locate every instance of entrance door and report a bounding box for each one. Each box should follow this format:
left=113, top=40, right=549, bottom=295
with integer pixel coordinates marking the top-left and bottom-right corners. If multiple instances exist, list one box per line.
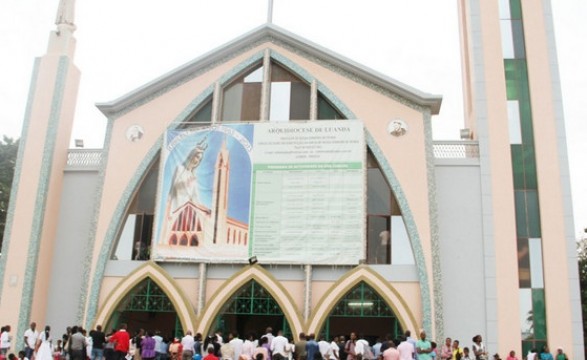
left=320, top=282, right=403, bottom=343
left=106, top=278, right=183, bottom=339
left=214, top=280, right=291, bottom=338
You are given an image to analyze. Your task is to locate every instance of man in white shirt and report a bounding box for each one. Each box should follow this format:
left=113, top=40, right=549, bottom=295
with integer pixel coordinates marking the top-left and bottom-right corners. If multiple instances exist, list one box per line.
left=23, top=322, right=38, bottom=360
left=271, top=330, right=289, bottom=360
left=242, top=333, right=256, bottom=360
left=355, top=339, right=372, bottom=360
left=318, top=337, right=330, bottom=360
left=229, top=332, right=244, bottom=360
left=153, top=331, right=164, bottom=360
left=182, top=331, right=196, bottom=360
left=1, top=325, right=12, bottom=355
left=264, top=328, right=274, bottom=348
left=397, top=338, right=414, bottom=360
left=329, top=336, right=340, bottom=360
left=221, top=342, right=235, bottom=360
left=372, top=340, right=382, bottom=360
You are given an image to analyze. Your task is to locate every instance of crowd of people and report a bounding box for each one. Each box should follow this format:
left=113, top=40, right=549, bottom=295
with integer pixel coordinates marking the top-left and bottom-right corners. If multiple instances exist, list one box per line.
left=0, top=323, right=571, bottom=360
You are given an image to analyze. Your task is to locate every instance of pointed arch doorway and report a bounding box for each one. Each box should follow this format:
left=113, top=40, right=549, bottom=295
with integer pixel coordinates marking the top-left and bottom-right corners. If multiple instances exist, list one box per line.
left=213, top=280, right=292, bottom=338
left=320, top=282, right=403, bottom=343
left=106, top=278, right=183, bottom=338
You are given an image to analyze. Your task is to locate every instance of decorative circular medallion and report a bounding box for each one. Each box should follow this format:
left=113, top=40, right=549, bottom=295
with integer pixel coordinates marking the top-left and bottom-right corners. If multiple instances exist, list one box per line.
left=126, top=125, right=144, bottom=142
left=387, top=119, right=408, bottom=137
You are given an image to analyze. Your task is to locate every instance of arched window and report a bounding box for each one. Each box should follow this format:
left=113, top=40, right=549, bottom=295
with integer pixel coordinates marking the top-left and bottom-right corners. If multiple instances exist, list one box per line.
left=269, top=62, right=311, bottom=121
left=184, top=97, right=213, bottom=125
left=222, top=64, right=264, bottom=121
left=317, top=93, right=344, bottom=120
left=112, top=162, right=158, bottom=260
left=366, top=149, right=415, bottom=265
left=219, top=60, right=345, bottom=123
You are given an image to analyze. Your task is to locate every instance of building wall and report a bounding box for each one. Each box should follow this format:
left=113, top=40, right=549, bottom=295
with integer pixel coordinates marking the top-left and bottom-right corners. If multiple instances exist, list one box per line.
left=45, top=169, right=100, bottom=333
left=435, top=160, right=486, bottom=343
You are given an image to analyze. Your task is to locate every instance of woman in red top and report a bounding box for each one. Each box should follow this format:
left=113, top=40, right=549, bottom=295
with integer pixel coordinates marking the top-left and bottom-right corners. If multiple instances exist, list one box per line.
left=109, top=324, right=131, bottom=360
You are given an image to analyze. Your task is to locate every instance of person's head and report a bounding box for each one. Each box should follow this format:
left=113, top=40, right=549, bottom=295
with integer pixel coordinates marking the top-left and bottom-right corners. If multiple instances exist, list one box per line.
left=308, top=333, right=315, bottom=341
left=277, top=330, right=283, bottom=336
left=445, top=338, right=452, bottom=346
left=541, top=346, right=549, bottom=354
left=259, top=337, right=268, bottom=346
left=493, top=354, right=501, bottom=360
left=256, top=354, right=264, bottom=360
left=30, top=322, right=36, bottom=331
left=186, top=330, right=192, bottom=336
left=388, top=341, right=396, bottom=349
left=509, top=351, right=515, bottom=357
left=452, top=340, right=460, bottom=349
left=431, top=342, right=437, bottom=350
left=419, top=331, right=426, bottom=341
left=472, top=335, right=482, bottom=344
left=195, top=333, right=202, bottom=341
left=9, top=353, right=17, bottom=360
left=96, top=325, right=102, bottom=332
left=185, top=142, right=207, bottom=170
left=350, top=332, right=357, bottom=341
left=5, top=325, right=10, bottom=332
left=332, top=336, right=339, bottom=343
left=299, top=332, right=306, bottom=340
left=18, top=351, right=26, bottom=359
left=556, top=348, right=563, bottom=355
left=463, top=348, right=470, bottom=356
left=45, top=325, right=51, bottom=338
left=120, top=323, right=127, bottom=331
left=71, top=326, right=79, bottom=334
left=208, top=346, right=215, bottom=355
left=266, top=327, right=273, bottom=335
left=404, top=331, right=411, bottom=338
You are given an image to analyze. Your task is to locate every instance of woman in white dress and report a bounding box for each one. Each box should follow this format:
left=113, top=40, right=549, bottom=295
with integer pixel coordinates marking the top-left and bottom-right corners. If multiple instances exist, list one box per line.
left=35, top=326, right=53, bottom=360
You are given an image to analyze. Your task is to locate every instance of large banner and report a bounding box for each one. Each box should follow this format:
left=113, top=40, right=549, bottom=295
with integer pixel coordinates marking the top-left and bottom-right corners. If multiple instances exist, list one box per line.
left=152, top=121, right=365, bottom=264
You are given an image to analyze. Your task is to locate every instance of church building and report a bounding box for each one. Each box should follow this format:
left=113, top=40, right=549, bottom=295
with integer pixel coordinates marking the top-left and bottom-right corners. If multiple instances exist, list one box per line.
left=0, top=1, right=582, bottom=359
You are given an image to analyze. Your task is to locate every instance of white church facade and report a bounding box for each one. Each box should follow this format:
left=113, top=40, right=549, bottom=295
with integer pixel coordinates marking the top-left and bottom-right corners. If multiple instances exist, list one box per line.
left=0, top=1, right=583, bottom=359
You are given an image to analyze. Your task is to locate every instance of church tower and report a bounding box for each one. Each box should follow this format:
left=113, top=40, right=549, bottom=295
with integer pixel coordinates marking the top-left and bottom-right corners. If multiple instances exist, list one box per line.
left=0, top=0, right=80, bottom=344
left=457, top=0, right=582, bottom=357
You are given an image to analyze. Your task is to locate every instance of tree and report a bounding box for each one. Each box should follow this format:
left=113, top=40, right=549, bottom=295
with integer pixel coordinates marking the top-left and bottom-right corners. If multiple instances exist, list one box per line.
left=578, top=230, right=587, bottom=358
left=0, top=136, right=19, bottom=249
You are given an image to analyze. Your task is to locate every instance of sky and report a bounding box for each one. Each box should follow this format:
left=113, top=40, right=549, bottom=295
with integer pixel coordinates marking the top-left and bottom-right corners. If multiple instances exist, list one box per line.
left=0, top=0, right=585, bottom=236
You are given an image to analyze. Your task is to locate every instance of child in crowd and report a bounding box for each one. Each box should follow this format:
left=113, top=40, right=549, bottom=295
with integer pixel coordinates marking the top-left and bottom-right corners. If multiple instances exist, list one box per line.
left=462, top=348, right=474, bottom=360
left=506, top=351, right=518, bottom=360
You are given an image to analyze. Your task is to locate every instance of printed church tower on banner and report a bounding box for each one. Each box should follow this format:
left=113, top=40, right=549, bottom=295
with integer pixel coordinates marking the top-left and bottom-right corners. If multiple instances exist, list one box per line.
left=210, top=140, right=231, bottom=245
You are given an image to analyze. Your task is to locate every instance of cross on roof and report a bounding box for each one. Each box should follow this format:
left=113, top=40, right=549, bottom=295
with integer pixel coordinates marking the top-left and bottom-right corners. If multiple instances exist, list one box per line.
left=267, top=0, right=274, bottom=24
